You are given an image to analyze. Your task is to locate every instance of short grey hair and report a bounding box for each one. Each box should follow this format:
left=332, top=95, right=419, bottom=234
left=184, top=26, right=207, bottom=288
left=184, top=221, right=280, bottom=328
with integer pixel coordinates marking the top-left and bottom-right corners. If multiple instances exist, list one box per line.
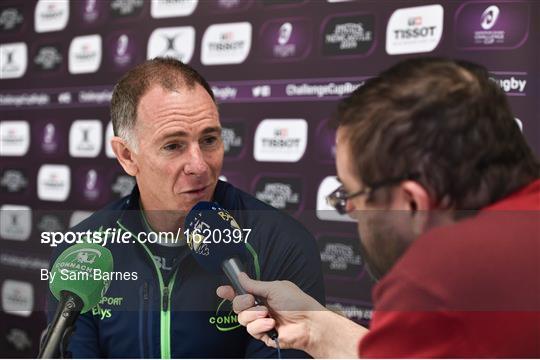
left=110, top=57, right=215, bottom=150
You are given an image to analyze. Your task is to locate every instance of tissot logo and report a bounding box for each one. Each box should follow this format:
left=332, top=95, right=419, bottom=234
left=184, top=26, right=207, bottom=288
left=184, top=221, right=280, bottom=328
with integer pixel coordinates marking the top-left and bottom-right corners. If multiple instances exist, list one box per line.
left=0, top=7, right=24, bottom=32
left=201, top=22, right=252, bottom=65
left=151, top=0, right=198, bottom=18
left=254, top=177, right=302, bottom=212
left=0, top=205, right=32, bottom=241
left=0, top=169, right=28, bottom=193
left=221, top=123, right=244, bottom=157
left=111, top=174, right=135, bottom=198
left=386, top=4, right=443, bottom=55
left=37, top=164, right=71, bottom=202
left=319, top=236, right=362, bottom=277
left=253, top=119, right=307, bottom=162
left=147, top=26, right=195, bottom=63
left=316, top=176, right=355, bottom=222
left=0, top=42, right=27, bottom=79
left=34, top=0, right=69, bottom=33
left=68, top=34, right=102, bottom=74
left=33, top=44, right=63, bottom=71
left=110, top=0, right=144, bottom=18
left=69, top=120, right=103, bottom=158
left=0, top=121, right=30, bottom=156
left=322, top=14, right=375, bottom=56
left=1, top=280, right=33, bottom=317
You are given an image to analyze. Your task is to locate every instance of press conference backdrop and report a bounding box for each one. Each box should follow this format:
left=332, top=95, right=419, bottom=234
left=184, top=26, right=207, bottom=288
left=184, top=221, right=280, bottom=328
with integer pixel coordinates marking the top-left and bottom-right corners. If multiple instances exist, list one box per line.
left=0, top=0, right=538, bottom=357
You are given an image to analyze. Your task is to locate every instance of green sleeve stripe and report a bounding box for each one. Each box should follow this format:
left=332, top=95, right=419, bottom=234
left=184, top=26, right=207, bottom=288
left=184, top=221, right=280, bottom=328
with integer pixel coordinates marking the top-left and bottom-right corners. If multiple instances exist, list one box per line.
left=244, top=242, right=261, bottom=281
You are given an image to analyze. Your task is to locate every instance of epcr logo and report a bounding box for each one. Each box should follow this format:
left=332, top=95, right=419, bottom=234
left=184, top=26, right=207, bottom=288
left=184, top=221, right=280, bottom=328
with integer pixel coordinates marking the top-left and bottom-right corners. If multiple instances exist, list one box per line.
left=64, top=248, right=101, bottom=264
left=481, top=5, right=499, bottom=30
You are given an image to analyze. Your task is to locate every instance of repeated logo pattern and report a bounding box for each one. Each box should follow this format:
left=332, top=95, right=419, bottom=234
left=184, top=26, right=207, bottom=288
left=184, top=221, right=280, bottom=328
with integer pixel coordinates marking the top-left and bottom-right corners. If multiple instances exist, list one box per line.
left=0, top=2, right=536, bottom=355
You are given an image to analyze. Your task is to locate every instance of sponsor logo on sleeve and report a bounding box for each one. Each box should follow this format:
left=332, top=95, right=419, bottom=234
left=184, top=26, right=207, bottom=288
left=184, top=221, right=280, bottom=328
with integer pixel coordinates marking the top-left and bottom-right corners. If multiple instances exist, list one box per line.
left=253, top=119, right=307, bottom=162
left=201, top=22, right=252, bottom=65
left=68, top=35, right=102, bottom=74
left=1, top=280, right=34, bottom=317
left=258, top=18, right=312, bottom=61
left=253, top=176, right=302, bottom=212
left=37, top=164, right=71, bottom=202
left=0, top=121, right=30, bottom=156
left=454, top=2, right=529, bottom=49
left=69, top=120, right=103, bottom=158
left=316, top=176, right=355, bottom=222
left=322, top=13, right=375, bottom=57
left=0, top=205, right=32, bottom=241
left=0, top=6, right=24, bottom=33
left=386, top=4, right=443, bottom=55
left=34, top=0, right=69, bottom=33
left=151, top=0, right=198, bottom=18
left=0, top=42, right=28, bottom=79
left=147, top=26, right=195, bottom=63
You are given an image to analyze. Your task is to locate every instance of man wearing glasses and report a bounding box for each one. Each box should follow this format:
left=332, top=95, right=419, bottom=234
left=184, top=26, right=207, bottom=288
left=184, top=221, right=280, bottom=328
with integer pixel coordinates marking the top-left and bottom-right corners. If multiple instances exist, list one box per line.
left=217, top=57, right=540, bottom=357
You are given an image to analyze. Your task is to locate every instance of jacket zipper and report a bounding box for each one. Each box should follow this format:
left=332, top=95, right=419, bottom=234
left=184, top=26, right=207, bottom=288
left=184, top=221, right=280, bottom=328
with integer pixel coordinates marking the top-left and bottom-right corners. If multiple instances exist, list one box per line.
left=140, top=281, right=149, bottom=358
left=117, top=221, right=179, bottom=359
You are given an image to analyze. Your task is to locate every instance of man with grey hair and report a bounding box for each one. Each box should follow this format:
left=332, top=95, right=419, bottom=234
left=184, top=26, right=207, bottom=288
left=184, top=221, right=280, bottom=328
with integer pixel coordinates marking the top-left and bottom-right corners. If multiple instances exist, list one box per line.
left=46, top=57, right=324, bottom=358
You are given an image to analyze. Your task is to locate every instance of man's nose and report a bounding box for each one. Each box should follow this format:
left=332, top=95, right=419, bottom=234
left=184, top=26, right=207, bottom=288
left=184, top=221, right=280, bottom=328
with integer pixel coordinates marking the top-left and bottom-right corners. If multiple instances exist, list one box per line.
left=184, top=144, right=208, bottom=176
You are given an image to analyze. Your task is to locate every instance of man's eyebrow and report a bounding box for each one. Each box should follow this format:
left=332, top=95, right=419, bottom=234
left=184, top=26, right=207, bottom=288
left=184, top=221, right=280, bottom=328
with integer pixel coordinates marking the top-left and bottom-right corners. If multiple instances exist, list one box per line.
left=202, top=126, right=222, bottom=134
left=159, top=130, right=189, bottom=140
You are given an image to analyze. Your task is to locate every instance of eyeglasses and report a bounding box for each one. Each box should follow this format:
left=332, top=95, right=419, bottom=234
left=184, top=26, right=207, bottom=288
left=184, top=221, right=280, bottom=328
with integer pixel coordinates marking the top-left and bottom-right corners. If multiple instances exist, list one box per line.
left=326, top=173, right=420, bottom=215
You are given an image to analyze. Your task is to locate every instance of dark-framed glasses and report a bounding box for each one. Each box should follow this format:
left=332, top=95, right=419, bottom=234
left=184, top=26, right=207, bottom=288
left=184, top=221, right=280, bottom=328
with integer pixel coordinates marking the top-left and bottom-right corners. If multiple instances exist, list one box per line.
left=326, top=173, right=420, bottom=215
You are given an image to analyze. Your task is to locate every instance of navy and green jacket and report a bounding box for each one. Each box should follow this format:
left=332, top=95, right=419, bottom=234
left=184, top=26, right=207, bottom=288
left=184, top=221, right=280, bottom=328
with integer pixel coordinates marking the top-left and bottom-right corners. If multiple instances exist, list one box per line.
left=46, top=180, right=325, bottom=358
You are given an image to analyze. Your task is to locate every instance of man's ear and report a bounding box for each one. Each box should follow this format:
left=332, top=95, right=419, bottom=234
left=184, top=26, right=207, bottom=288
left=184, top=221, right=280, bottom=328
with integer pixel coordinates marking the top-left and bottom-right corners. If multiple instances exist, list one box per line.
left=110, top=136, right=138, bottom=176
left=398, top=181, right=431, bottom=236
left=401, top=181, right=431, bottom=213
